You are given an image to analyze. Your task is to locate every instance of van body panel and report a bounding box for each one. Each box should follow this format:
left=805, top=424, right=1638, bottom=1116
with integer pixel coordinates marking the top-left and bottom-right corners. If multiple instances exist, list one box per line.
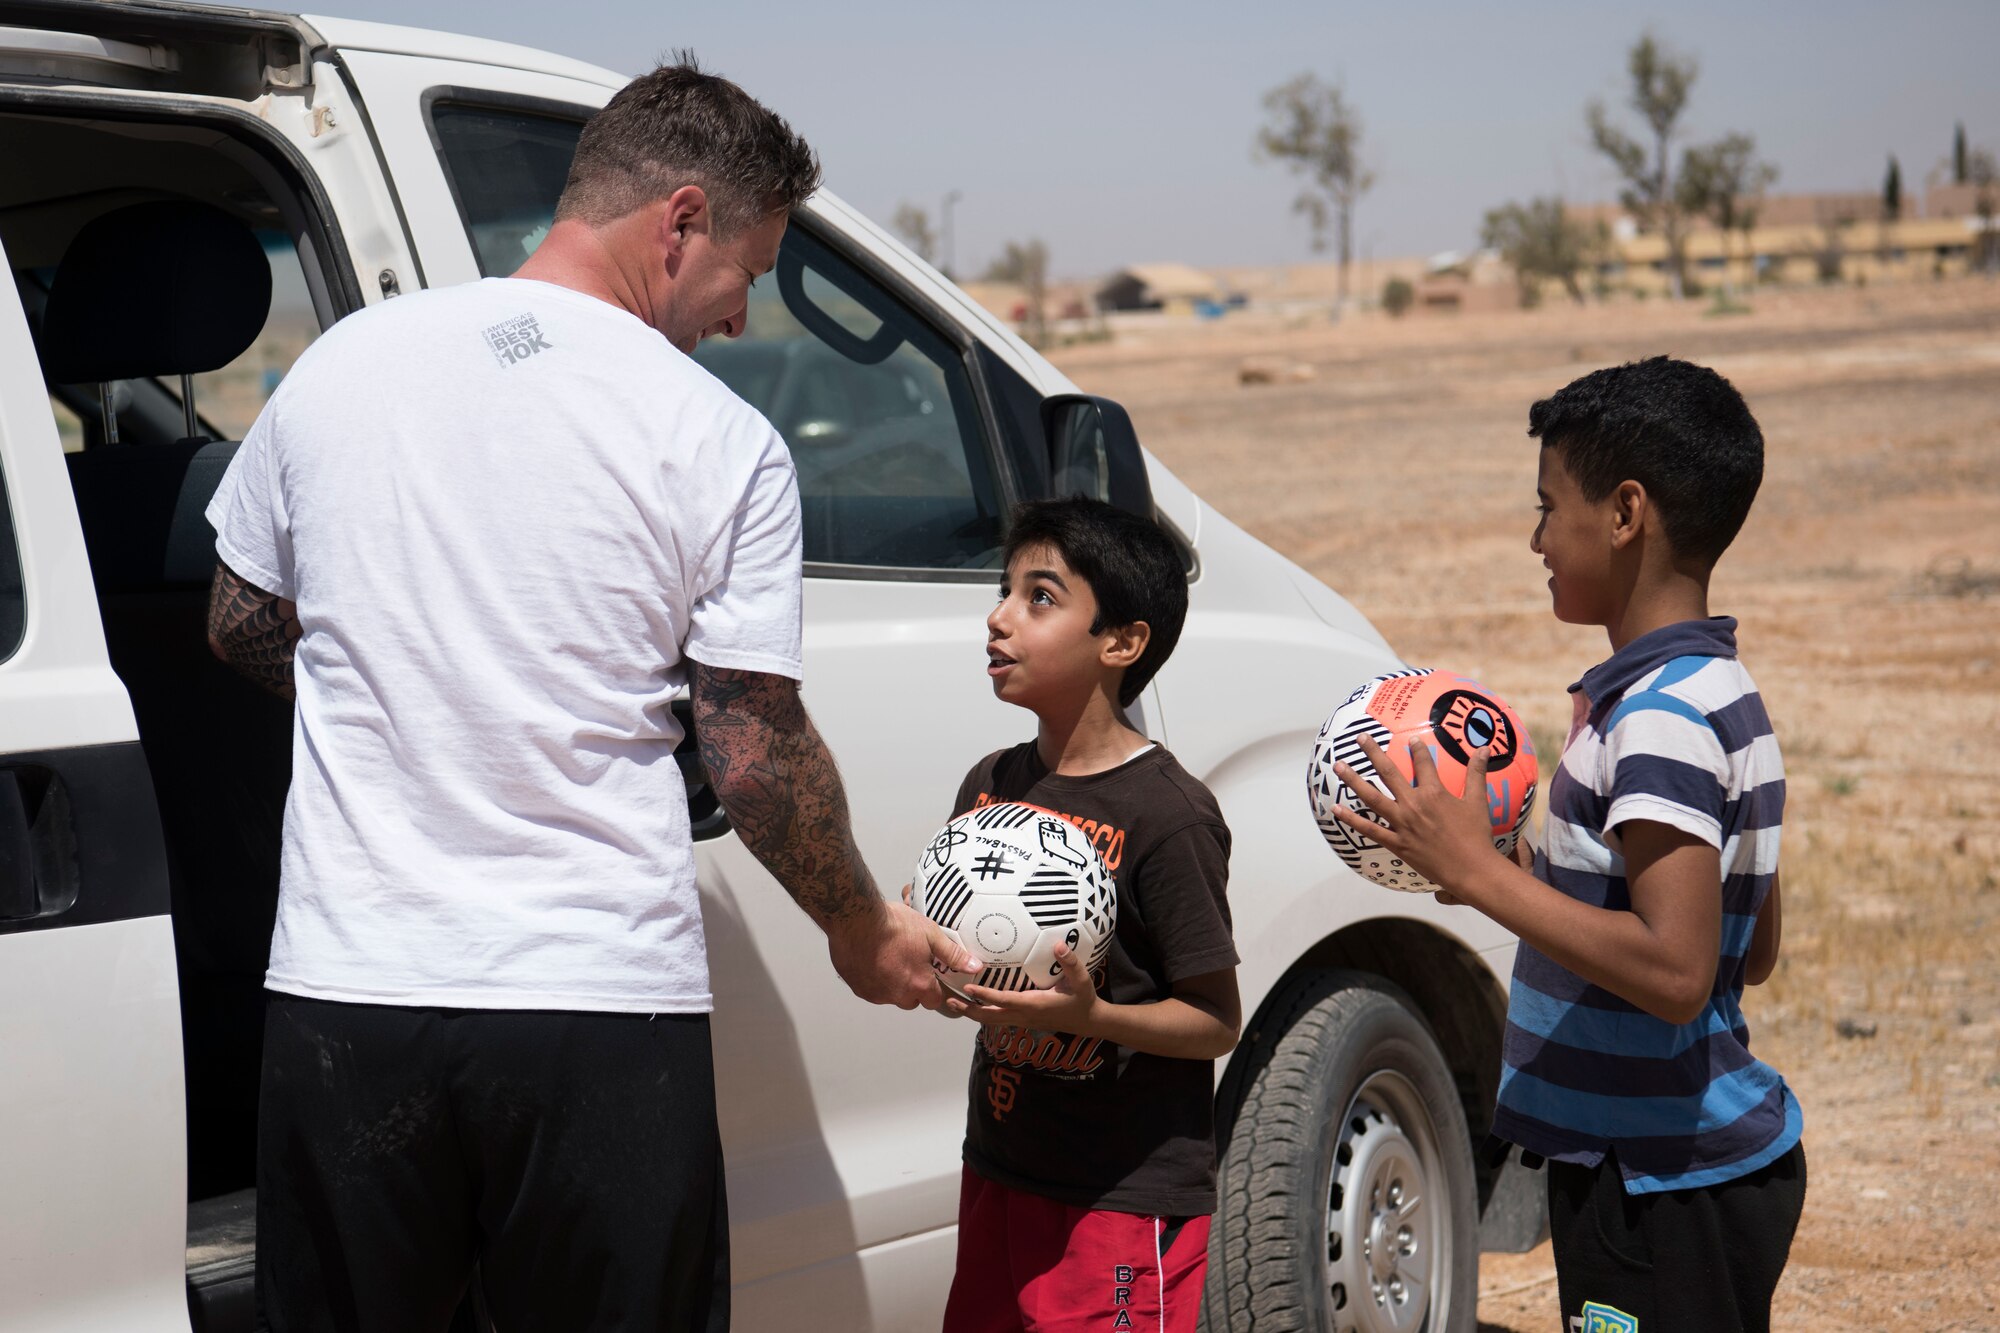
left=301, top=15, right=627, bottom=89
left=0, top=230, right=188, bottom=1332
left=0, top=917, right=187, bottom=1330
left=1154, top=503, right=1514, bottom=1024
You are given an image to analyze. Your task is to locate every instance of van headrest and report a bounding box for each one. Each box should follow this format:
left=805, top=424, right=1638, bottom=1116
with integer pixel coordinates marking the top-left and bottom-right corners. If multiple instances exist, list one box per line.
left=40, top=200, right=273, bottom=385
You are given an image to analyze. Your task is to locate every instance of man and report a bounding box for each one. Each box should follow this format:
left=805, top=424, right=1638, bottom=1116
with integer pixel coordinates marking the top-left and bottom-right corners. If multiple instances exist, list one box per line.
left=206, top=58, right=972, bottom=1332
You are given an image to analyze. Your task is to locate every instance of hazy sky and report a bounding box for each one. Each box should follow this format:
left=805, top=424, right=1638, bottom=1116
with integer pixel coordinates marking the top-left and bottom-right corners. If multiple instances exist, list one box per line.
left=292, top=0, right=1999, bottom=280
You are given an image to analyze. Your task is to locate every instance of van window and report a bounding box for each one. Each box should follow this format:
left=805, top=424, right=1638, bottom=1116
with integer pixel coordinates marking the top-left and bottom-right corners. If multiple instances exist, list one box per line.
left=48, top=396, right=82, bottom=453
left=424, top=100, right=1007, bottom=571
left=25, top=229, right=315, bottom=446
left=429, top=101, right=585, bottom=277
left=695, top=229, right=1004, bottom=570
left=177, top=230, right=317, bottom=440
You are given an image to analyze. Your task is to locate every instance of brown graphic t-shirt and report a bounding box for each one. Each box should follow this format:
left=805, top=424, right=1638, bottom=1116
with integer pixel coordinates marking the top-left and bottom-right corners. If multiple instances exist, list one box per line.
left=950, top=741, right=1236, bottom=1215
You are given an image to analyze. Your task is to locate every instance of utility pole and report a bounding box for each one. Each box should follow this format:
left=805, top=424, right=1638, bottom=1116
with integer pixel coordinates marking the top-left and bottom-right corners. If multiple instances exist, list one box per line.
left=941, top=189, right=963, bottom=280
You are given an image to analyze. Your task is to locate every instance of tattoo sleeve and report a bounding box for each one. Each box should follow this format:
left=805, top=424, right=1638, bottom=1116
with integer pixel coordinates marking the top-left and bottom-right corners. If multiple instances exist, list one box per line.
left=206, top=562, right=300, bottom=699
left=690, top=662, right=879, bottom=926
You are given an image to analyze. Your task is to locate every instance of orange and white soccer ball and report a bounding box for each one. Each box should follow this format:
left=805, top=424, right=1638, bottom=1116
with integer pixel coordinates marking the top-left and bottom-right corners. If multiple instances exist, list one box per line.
left=912, top=802, right=1117, bottom=991
left=1307, top=668, right=1538, bottom=892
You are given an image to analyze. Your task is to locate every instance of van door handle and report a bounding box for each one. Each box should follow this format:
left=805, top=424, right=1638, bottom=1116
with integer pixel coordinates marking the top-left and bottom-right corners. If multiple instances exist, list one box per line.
left=0, top=772, right=35, bottom=919
left=0, top=767, right=80, bottom=922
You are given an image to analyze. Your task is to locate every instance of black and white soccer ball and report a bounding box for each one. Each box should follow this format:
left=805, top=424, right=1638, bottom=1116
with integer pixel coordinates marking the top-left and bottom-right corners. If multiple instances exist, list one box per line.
left=912, top=802, right=1117, bottom=992
left=1307, top=667, right=1538, bottom=893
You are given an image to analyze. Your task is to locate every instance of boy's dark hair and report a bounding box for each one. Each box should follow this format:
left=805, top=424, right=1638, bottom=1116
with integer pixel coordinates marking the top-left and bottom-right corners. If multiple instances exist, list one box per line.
left=1003, top=498, right=1188, bottom=708
left=1528, top=356, right=1764, bottom=566
left=555, top=53, right=821, bottom=238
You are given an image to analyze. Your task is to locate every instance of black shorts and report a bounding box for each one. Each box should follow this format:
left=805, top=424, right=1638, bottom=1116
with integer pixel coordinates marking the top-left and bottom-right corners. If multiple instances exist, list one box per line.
left=1547, top=1141, right=1806, bottom=1333
left=256, top=993, right=729, bottom=1333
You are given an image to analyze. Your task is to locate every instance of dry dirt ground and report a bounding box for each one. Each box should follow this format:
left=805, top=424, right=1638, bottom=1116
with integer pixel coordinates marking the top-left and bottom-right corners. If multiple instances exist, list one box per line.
left=1049, top=281, right=2000, bottom=1331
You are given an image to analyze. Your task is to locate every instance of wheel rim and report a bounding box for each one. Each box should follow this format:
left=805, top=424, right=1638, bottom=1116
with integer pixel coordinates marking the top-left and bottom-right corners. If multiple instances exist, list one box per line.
left=1323, top=1069, right=1447, bottom=1333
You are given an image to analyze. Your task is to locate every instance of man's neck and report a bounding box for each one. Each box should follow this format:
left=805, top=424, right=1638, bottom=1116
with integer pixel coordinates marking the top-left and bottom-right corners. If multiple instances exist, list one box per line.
left=513, top=220, right=655, bottom=328
left=1034, top=689, right=1148, bottom=776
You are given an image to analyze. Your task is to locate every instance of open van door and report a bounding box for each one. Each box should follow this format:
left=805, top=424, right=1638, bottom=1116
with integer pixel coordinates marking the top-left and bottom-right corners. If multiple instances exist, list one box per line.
left=0, top=240, right=188, bottom=1329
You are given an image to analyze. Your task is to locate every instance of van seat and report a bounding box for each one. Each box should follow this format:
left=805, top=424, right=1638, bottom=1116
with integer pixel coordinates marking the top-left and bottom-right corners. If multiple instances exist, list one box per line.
left=65, top=439, right=240, bottom=590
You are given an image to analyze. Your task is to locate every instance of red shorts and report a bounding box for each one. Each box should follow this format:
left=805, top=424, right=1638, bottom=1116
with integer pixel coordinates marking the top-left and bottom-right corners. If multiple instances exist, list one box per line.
left=942, top=1165, right=1211, bottom=1333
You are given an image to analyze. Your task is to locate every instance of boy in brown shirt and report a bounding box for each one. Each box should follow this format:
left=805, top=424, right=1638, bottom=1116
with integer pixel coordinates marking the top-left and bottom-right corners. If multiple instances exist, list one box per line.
left=935, top=497, right=1238, bottom=1333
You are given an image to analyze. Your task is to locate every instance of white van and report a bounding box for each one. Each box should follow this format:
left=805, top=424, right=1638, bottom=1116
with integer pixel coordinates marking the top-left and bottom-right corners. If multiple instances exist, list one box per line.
left=0, top=6, right=1541, bottom=1330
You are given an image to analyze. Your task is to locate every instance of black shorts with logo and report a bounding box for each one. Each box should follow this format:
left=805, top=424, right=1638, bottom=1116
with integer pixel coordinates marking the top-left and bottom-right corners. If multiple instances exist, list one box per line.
left=1546, top=1141, right=1806, bottom=1333
left=256, top=993, right=729, bottom=1333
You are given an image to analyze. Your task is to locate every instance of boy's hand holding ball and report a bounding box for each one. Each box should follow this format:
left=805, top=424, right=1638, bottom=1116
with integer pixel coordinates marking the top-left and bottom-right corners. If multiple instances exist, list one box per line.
left=1330, top=737, right=1507, bottom=904
left=943, top=941, right=1099, bottom=1032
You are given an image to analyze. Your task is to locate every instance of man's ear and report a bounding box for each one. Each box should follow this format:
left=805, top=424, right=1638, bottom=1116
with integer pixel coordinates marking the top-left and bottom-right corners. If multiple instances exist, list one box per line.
left=1101, top=620, right=1151, bottom=670
left=660, top=184, right=712, bottom=258
left=1609, top=479, right=1648, bottom=551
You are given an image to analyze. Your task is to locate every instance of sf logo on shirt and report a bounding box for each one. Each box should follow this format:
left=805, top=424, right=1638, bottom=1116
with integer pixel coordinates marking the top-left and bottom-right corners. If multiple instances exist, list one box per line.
left=483, top=312, right=553, bottom=367
left=1571, top=1303, right=1638, bottom=1333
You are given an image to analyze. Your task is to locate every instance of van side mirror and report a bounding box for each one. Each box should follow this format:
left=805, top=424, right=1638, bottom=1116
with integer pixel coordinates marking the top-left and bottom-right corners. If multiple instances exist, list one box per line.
left=1042, top=394, right=1153, bottom=518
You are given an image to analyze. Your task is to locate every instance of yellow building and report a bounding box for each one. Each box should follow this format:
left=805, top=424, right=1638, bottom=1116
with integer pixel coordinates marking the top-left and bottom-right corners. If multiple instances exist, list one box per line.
left=1581, top=189, right=1995, bottom=294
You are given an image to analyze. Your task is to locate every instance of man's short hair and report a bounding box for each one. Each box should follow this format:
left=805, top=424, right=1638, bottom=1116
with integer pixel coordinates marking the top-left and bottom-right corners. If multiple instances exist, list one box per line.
left=554, top=53, right=821, bottom=237
left=1528, top=355, right=1764, bottom=566
left=1003, top=498, right=1188, bottom=708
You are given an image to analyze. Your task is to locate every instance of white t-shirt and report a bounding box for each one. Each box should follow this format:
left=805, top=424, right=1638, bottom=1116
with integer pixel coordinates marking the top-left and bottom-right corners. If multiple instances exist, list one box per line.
left=207, top=278, right=803, bottom=1013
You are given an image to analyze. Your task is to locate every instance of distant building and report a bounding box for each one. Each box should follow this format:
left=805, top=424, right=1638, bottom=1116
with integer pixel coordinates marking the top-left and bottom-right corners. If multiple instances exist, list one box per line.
left=1096, top=263, right=1222, bottom=315
left=1564, top=185, right=1994, bottom=293
left=1749, top=192, right=1888, bottom=228
left=1925, top=182, right=1997, bottom=221
left=959, top=280, right=1100, bottom=333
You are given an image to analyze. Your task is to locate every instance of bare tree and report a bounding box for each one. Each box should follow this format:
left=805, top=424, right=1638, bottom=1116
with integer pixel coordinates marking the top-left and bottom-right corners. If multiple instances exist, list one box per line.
left=1587, top=34, right=1699, bottom=298
left=1678, top=133, right=1778, bottom=299
left=1480, top=198, right=1604, bottom=305
left=983, top=239, right=1049, bottom=345
left=890, top=203, right=937, bottom=265
left=1256, top=73, right=1376, bottom=305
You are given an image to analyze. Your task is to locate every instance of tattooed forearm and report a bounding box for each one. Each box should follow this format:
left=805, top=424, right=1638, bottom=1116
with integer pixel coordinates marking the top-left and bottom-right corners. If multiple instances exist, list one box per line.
left=690, top=662, right=879, bottom=927
left=207, top=562, right=300, bottom=699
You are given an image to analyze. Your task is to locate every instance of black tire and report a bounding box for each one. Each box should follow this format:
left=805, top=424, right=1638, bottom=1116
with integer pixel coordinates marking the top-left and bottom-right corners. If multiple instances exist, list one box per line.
left=1202, top=970, right=1478, bottom=1333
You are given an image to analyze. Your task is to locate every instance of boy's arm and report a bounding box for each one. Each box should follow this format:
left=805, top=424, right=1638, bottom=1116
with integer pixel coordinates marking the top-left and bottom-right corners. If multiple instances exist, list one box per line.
left=1744, top=873, right=1782, bottom=986
left=1334, top=738, right=1722, bottom=1025
left=948, top=950, right=1240, bottom=1061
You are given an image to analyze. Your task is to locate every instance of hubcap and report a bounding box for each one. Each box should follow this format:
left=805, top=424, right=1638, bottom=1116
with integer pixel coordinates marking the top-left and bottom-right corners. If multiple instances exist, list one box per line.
left=1323, top=1071, right=1445, bottom=1333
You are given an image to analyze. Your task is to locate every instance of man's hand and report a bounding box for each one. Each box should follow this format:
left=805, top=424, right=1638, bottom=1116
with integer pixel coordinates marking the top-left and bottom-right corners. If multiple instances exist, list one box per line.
left=946, top=941, right=1099, bottom=1032
left=690, top=661, right=977, bottom=1009
left=1329, top=735, right=1506, bottom=896
left=828, top=896, right=980, bottom=1011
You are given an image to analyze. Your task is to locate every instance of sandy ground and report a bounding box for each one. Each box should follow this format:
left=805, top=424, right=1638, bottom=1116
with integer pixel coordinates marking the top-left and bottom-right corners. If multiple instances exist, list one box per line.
left=1049, top=281, right=2000, bottom=1331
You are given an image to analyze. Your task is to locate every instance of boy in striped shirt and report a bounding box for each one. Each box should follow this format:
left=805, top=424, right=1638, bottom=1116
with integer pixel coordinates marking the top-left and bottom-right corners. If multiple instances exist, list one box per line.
left=1329, top=357, right=1804, bottom=1333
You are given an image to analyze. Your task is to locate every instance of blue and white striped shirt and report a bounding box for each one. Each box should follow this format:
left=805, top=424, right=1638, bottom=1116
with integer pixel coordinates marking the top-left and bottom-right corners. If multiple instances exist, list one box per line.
left=1492, top=617, right=1802, bottom=1194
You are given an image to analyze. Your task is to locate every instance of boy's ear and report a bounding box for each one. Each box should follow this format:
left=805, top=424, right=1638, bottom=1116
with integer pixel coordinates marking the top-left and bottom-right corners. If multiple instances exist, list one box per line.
left=1609, top=479, right=1648, bottom=550
left=1100, top=620, right=1151, bottom=670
